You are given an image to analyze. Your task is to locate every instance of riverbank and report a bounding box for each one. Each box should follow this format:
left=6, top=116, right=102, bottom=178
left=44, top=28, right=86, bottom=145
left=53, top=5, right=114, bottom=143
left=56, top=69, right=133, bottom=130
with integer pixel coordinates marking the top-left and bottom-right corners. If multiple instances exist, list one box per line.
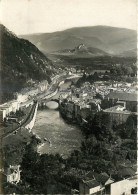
left=1, top=102, right=39, bottom=166
left=32, top=108, right=84, bottom=159
left=25, top=102, right=38, bottom=132
left=2, top=78, right=82, bottom=165
left=37, top=79, right=84, bottom=157
left=59, top=102, right=87, bottom=126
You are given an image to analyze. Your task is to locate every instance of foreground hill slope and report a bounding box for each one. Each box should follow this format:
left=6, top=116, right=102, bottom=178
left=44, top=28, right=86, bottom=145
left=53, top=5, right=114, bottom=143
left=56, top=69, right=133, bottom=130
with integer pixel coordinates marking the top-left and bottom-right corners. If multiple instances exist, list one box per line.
left=20, top=26, right=137, bottom=56
left=0, top=24, right=53, bottom=103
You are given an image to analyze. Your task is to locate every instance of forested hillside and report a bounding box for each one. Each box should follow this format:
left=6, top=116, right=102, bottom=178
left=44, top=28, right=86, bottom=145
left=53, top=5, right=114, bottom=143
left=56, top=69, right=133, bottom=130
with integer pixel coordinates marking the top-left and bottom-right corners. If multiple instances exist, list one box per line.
left=0, top=24, right=54, bottom=103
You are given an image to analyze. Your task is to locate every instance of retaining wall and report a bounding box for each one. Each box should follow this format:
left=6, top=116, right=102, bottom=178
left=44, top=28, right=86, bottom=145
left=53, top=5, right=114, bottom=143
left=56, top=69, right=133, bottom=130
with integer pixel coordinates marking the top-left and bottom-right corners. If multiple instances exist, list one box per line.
left=25, top=103, right=38, bottom=132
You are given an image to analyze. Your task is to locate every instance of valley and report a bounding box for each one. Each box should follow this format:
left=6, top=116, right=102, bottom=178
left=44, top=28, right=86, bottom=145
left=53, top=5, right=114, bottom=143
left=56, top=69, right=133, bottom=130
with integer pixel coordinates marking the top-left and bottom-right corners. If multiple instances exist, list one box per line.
left=0, top=23, right=137, bottom=195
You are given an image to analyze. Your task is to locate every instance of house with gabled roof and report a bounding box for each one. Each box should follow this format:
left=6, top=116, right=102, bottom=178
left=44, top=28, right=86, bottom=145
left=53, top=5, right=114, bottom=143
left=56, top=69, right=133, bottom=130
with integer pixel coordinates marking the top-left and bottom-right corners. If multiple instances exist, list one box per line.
left=110, top=175, right=137, bottom=195
left=79, top=171, right=114, bottom=195
left=117, top=165, right=136, bottom=179
left=6, top=165, right=21, bottom=185
left=79, top=178, right=102, bottom=195
left=103, top=105, right=132, bottom=125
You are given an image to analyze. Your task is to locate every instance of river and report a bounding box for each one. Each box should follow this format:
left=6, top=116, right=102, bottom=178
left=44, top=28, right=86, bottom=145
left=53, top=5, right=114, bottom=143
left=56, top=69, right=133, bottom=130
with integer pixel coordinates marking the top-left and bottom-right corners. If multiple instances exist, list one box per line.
left=33, top=79, right=84, bottom=158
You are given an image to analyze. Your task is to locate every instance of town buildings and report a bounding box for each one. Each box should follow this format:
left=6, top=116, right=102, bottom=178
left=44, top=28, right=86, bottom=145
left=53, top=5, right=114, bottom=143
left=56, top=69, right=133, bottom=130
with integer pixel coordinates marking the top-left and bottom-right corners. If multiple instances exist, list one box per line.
left=59, top=98, right=101, bottom=122
left=110, top=175, right=137, bottom=195
left=6, top=165, right=21, bottom=184
left=104, top=91, right=137, bottom=112
left=0, top=79, right=50, bottom=122
left=79, top=166, right=137, bottom=195
left=79, top=171, right=114, bottom=195
left=0, top=100, right=19, bottom=121
left=103, top=105, right=132, bottom=125
left=59, top=81, right=137, bottom=125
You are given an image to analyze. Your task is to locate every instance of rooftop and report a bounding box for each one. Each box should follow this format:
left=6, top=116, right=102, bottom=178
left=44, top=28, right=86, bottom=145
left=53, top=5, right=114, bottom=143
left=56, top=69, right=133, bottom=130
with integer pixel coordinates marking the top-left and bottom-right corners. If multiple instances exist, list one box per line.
left=105, top=91, right=137, bottom=101
left=117, top=166, right=136, bottom=178
left=5, top=165, right=20, bottom=176
left=84, top=179, right=100, bottom=188
left=85, top=171, right=113, bottom=185
left=103, top=105, right=131, bottom=114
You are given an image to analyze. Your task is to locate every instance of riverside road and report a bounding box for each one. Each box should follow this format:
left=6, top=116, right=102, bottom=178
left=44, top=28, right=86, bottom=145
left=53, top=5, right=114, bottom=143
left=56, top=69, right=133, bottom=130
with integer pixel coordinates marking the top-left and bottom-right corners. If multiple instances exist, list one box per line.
left=0, top=73, right=81, bottom=139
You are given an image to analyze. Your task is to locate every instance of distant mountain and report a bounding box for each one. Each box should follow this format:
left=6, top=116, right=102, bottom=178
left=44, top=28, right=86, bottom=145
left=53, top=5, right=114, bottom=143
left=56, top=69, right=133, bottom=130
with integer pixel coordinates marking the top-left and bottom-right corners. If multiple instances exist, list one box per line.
left=0, top=24, right=53, bottom=103
left=52, top=43, right=108, bottom=57
left=20, top=26, right=137, bottom=57
left=118, top=49, right=137, bottom=57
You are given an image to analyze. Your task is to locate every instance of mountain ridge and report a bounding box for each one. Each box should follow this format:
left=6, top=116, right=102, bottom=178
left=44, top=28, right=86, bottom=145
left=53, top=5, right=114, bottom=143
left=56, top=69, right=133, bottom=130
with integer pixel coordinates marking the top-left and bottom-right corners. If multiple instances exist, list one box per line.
left=20, top=25, right=136, bottom=57
left=0, top=24, right=54, bottom=103
left=20, top=25, right=136, bottom=36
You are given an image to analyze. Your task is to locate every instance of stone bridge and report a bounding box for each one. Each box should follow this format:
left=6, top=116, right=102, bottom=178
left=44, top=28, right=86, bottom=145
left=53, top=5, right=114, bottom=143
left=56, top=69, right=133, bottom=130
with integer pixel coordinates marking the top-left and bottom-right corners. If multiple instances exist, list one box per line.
left=38, top=98, right=59, bottom=109
left=50, top=98, right=59, bottom=103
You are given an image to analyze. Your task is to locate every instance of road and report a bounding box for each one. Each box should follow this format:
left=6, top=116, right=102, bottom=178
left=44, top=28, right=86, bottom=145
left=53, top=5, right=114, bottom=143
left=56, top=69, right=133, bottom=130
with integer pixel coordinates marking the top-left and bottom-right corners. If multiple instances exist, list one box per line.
left=19, top=73, right=67, bottom=107
left=20, top=73, right=81, bottom=106
left=0, top=103, right=37, bottom=139
left=0, top=74, right=66, bottom=139
left=0, top=73, right=81, bottom=139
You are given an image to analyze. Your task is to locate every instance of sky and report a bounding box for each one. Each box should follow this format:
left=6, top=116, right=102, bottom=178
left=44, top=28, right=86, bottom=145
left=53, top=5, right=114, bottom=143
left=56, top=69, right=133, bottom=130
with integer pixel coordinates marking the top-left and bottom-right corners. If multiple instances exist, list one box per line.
left=0, top=0, right=137, bottom=35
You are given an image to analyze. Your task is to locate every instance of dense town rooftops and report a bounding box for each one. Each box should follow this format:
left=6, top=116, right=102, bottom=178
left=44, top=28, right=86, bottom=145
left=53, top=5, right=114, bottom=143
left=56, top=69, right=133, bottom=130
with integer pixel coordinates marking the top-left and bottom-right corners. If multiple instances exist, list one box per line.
left=105, top=91, right=137, bottom=101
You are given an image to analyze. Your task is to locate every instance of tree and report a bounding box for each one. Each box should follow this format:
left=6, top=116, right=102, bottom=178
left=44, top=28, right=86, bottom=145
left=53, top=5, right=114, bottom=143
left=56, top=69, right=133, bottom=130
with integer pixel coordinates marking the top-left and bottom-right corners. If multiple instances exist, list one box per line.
left=125, top=114, right=136, bottom=137
left=21, top=144, right=39, bottom=172
left=95, top=93, right=103, bottom=100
